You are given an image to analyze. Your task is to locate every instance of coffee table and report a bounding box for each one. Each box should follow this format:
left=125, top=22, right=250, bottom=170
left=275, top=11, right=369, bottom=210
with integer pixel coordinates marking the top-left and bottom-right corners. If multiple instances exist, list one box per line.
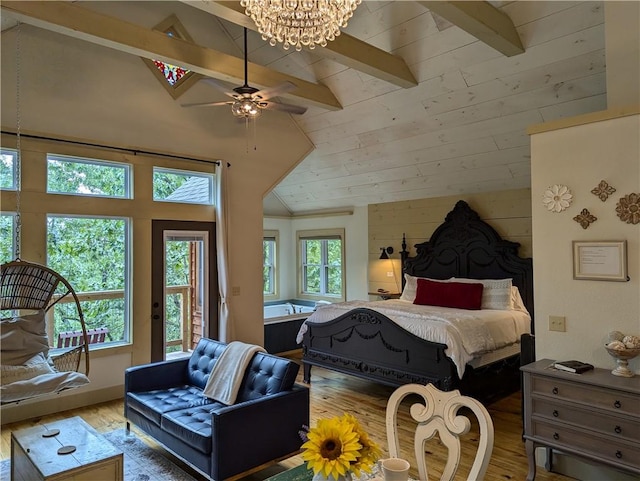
left=11, top=416, right=123, bottom=481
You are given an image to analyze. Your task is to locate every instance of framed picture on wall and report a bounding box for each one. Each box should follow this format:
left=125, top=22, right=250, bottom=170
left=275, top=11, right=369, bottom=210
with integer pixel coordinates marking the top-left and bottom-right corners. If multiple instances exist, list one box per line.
left=573, top=240, right=628, bottom=281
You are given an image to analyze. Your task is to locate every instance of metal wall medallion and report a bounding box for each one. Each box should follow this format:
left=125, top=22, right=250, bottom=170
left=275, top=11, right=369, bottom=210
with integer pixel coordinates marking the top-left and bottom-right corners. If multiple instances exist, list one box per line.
left=591, top=180, right=616, bottom=201
left=616, top=193, right=640, bottom=224
left=573, top=208, right=597, bottom=229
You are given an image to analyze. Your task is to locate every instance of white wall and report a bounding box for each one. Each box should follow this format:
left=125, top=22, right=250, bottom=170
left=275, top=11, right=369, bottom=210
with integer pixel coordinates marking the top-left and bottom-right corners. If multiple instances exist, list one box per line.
left=530, top=112, right=640, bottom=480
left=264, top=206, right=369, bottom=302
left=531, top=113, right=640, bottom=371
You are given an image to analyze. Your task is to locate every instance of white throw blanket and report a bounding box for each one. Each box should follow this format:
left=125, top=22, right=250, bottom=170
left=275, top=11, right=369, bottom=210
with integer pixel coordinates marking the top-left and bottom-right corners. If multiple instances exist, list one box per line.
left=202, top=341, right=265, bottom=405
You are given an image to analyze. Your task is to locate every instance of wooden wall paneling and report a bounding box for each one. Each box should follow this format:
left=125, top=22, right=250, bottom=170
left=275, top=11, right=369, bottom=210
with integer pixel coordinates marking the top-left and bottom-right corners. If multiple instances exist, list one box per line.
left=368, top=189, right=532, bottom=288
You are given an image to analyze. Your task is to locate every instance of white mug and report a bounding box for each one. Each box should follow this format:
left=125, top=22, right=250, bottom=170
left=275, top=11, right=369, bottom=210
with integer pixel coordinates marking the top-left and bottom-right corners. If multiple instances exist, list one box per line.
left=381, top=457, right=410, bottom=481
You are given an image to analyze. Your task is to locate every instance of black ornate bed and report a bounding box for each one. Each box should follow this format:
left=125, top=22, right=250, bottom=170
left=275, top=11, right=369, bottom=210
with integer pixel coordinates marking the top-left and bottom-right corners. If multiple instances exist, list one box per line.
left=300, top=200, right=534, bottom=403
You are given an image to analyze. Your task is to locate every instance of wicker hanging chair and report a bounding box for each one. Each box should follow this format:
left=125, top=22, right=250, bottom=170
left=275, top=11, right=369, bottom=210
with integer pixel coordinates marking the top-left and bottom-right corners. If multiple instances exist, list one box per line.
left=1, top=259, right=90, bottom=394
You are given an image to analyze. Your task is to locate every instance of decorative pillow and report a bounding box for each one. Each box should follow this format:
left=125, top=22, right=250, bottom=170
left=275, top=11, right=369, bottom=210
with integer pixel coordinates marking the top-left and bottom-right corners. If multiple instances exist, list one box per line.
left=413, top=278, right=484, bottom=310
left=453, top=278, right=513, bottom=310
left=1, top=310, right=49, bottom=366
left=400, top=274, right=453, bottom=302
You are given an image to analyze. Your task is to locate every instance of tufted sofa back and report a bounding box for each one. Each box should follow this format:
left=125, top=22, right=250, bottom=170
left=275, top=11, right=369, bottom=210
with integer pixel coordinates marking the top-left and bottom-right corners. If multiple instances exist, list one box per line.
left=186, top=338, right=300, bottom=402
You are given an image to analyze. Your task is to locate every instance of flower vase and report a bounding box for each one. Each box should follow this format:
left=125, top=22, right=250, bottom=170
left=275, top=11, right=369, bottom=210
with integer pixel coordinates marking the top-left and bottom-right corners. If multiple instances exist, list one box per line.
left=312, top=472, right=353, bottom=481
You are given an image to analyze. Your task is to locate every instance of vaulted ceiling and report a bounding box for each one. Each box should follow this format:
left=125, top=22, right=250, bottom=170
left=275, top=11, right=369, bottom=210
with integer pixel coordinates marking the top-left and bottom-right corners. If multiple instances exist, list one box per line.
left=1, top=1, right=607, bottom=216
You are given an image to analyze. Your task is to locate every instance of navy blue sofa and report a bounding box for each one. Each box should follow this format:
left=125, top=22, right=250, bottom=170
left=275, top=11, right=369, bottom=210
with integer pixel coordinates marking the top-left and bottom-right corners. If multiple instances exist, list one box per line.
left=124, top=338, right=309, bottom=481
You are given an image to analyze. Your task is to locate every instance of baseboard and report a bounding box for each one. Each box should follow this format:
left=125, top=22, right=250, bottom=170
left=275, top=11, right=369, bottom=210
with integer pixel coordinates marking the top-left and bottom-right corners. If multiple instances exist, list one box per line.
left=1, top=385, right=123, bottom=425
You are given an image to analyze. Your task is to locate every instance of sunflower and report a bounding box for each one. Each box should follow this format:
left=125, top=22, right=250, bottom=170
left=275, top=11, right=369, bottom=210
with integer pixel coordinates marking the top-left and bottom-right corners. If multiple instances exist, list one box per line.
left=301, top=416, right=362, bottom=479
left=342, top=414, right=382, bottom=477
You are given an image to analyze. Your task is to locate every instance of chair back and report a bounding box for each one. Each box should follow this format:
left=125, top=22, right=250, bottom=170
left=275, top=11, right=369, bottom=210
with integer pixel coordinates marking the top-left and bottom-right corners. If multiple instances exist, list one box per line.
left=385, top=383, right=494, bottom=481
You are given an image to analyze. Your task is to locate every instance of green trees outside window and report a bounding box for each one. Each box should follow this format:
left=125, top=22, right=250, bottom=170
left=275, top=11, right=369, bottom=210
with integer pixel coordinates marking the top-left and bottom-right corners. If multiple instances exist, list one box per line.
left=263, top=237, right=276, bottom=295
left=301, top=237, right=343, bottom=297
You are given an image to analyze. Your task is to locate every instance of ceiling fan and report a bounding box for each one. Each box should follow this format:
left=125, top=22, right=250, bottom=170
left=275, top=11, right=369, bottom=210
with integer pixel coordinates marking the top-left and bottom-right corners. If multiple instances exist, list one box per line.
left=182, top=28, right=307, bottom=119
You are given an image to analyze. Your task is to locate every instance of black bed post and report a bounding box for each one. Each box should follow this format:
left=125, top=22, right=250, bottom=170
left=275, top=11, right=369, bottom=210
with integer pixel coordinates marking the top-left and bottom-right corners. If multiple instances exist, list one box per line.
left=400, top=233, right=409, bottom=290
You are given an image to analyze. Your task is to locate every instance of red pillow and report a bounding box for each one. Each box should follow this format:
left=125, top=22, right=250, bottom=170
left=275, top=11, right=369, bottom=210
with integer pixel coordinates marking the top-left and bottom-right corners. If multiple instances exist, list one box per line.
left=413, top=278, right=483, bottom=310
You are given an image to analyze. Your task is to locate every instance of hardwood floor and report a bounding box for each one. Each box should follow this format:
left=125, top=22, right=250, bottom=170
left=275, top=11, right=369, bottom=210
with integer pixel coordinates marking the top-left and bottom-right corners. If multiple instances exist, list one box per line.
left=0, top=355, right=576, bottom=481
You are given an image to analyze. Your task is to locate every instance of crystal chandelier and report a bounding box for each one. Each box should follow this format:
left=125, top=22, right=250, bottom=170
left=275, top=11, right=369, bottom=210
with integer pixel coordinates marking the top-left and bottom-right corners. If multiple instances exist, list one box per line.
left=240, top=0, right=362, bottom=51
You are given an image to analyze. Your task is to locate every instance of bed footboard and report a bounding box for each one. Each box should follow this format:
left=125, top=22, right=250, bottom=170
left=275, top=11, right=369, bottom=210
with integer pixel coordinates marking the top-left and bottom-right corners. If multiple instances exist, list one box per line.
left=301, top=308, right=459, bottom=390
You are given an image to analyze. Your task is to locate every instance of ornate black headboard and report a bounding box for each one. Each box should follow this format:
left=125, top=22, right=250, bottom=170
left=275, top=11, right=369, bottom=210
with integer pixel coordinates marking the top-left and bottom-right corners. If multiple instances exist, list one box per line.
left=402, top=200, right=534, bottom=323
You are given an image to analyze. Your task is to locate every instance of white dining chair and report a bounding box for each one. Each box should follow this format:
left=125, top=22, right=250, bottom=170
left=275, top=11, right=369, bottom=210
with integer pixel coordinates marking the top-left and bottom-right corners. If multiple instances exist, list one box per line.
left=385, top=383, right=494, bottom=481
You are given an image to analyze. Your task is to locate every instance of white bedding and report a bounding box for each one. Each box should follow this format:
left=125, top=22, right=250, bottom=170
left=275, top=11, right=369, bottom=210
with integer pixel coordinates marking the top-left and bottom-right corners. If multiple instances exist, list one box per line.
left=296, top=299, right=531, bottom=378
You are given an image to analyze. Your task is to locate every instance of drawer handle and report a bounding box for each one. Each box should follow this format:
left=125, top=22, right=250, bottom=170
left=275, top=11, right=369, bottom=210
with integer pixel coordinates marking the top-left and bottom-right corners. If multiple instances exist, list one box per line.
left=616, top=450, right=622, bottom=459
left=615, top=425, right=622, bottom=434
left=553, top=410, right=559, bottom=417
left=553, top=432, right=559, bottom=440
left=552, top=387, right=559, bottom=395
left=614, top=400, right=621, bottom=409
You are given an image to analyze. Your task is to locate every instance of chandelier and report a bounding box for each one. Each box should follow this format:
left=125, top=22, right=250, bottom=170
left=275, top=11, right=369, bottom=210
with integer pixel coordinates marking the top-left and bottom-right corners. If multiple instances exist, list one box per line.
left=240, top=0, right=362, bottom=51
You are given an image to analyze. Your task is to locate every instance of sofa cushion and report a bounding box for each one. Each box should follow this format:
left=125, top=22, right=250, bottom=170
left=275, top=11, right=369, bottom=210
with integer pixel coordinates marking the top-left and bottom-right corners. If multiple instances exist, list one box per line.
left=161, top=404, right=223, bottom=454
left=236, top=352, right=299, bottom=402
left=187, top=339, right=228, bottom=390
left=126, top=385, right=213, bottom=426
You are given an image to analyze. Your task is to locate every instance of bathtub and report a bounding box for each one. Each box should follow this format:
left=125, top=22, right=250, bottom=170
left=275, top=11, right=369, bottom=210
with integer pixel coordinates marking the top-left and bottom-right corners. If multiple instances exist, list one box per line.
left=263, top=303, right=315, bottom=321
left=263, top=302, right=316, bottom=354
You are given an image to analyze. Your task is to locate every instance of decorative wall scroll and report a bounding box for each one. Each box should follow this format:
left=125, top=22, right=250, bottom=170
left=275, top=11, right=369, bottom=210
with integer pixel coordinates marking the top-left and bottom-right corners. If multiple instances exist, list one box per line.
left=616, top=193, right=640, bottom=224
left=573, top=208, right=597, bottom=229
left=542, top=184, right=573, bottom=213
left=591, top=180, right=616, bottom=201
left=573, top=240, right=628, bottom=282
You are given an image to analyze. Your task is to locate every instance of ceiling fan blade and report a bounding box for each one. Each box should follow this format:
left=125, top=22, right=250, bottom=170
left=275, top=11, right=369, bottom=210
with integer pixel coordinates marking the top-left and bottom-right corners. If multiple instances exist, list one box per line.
left=253, top=81, right=297, bottom=101
left=181, top=101, right=232, bottom=108
left=201, top=78, right=237, bottom=99
left=262, top=101, right=308, bottom=115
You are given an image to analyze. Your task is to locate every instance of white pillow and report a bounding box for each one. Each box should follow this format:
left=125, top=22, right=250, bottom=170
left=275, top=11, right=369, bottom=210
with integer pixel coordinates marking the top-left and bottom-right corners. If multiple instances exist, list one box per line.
left=1, top=352, right=55, bottom=384
left=400, top=274, right=453, bottom=302
left=1, top=310, right=50, bottom=366
left=453, top=278, right=513, bottom=310
left=511, top=286, right=529, bottom=314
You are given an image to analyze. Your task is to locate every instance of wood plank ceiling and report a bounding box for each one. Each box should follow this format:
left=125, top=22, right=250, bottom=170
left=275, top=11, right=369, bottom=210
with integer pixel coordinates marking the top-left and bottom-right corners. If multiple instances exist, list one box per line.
left=1, top=1, right=607, bottom=216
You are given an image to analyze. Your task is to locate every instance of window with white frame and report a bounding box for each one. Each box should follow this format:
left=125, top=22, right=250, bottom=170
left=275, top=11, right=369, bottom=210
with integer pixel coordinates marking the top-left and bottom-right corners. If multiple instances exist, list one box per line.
left=153, top=167, right=215, bottom=205
left=0, top=148, right=17, bottom=190
left=298, top=229, right=345, bottom=300
left=47, top=154, right=132, bottom=198
left=263, top=231, right=277, bottom=297
left=47, top=215, right=130, bottom=346
left=0, top=213, right=15, bottom=264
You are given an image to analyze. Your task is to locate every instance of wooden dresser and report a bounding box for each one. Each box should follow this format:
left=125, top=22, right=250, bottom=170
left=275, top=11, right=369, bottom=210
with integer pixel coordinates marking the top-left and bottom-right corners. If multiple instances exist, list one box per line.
left=521, top=359, right=640, bottom=480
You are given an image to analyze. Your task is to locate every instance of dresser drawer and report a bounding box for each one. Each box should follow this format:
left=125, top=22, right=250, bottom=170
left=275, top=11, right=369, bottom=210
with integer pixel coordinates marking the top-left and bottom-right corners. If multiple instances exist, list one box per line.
left=531, top=376, right=640, bottom=417
left=532, top=398, right=640, bottom=442
left=531, top=419, right=640, bottom=472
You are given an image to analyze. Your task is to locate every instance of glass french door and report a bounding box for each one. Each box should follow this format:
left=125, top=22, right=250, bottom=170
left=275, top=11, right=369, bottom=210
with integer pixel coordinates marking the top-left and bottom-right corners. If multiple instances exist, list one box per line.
left=151, top=220, right=217, bottom=362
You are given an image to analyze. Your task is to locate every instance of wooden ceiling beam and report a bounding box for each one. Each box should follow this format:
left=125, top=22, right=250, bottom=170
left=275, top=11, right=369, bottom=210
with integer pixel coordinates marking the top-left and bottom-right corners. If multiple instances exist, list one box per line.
left=0, top=1, right=342, bottom=111
left=181, top=1, right=419, bottom=88
left=418, top=1, right=524, bottom=57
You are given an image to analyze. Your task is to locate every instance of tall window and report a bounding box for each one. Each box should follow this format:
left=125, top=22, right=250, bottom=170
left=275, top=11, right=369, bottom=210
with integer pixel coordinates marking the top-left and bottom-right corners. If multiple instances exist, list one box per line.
left=0, top=149, right=17, bottom=190
left=47, top=215, right=130, bottom=346
left=263, top=231, right=277, bottom=297
left=0, top=213, right=15, bottom=264
left=298, top=229, right=345, bottom=300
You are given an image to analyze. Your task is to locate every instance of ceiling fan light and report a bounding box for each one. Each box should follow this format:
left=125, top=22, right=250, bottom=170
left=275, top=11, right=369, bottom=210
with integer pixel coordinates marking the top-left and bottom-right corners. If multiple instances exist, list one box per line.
left=231, top=99, right=262, bottom=118
left=240, top=0, right=361, bottom=51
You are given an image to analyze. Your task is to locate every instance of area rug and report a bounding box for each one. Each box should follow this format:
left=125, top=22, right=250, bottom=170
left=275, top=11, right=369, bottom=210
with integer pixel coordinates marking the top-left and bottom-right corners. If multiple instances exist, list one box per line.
left=0, top=428, right=201, bottom=481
